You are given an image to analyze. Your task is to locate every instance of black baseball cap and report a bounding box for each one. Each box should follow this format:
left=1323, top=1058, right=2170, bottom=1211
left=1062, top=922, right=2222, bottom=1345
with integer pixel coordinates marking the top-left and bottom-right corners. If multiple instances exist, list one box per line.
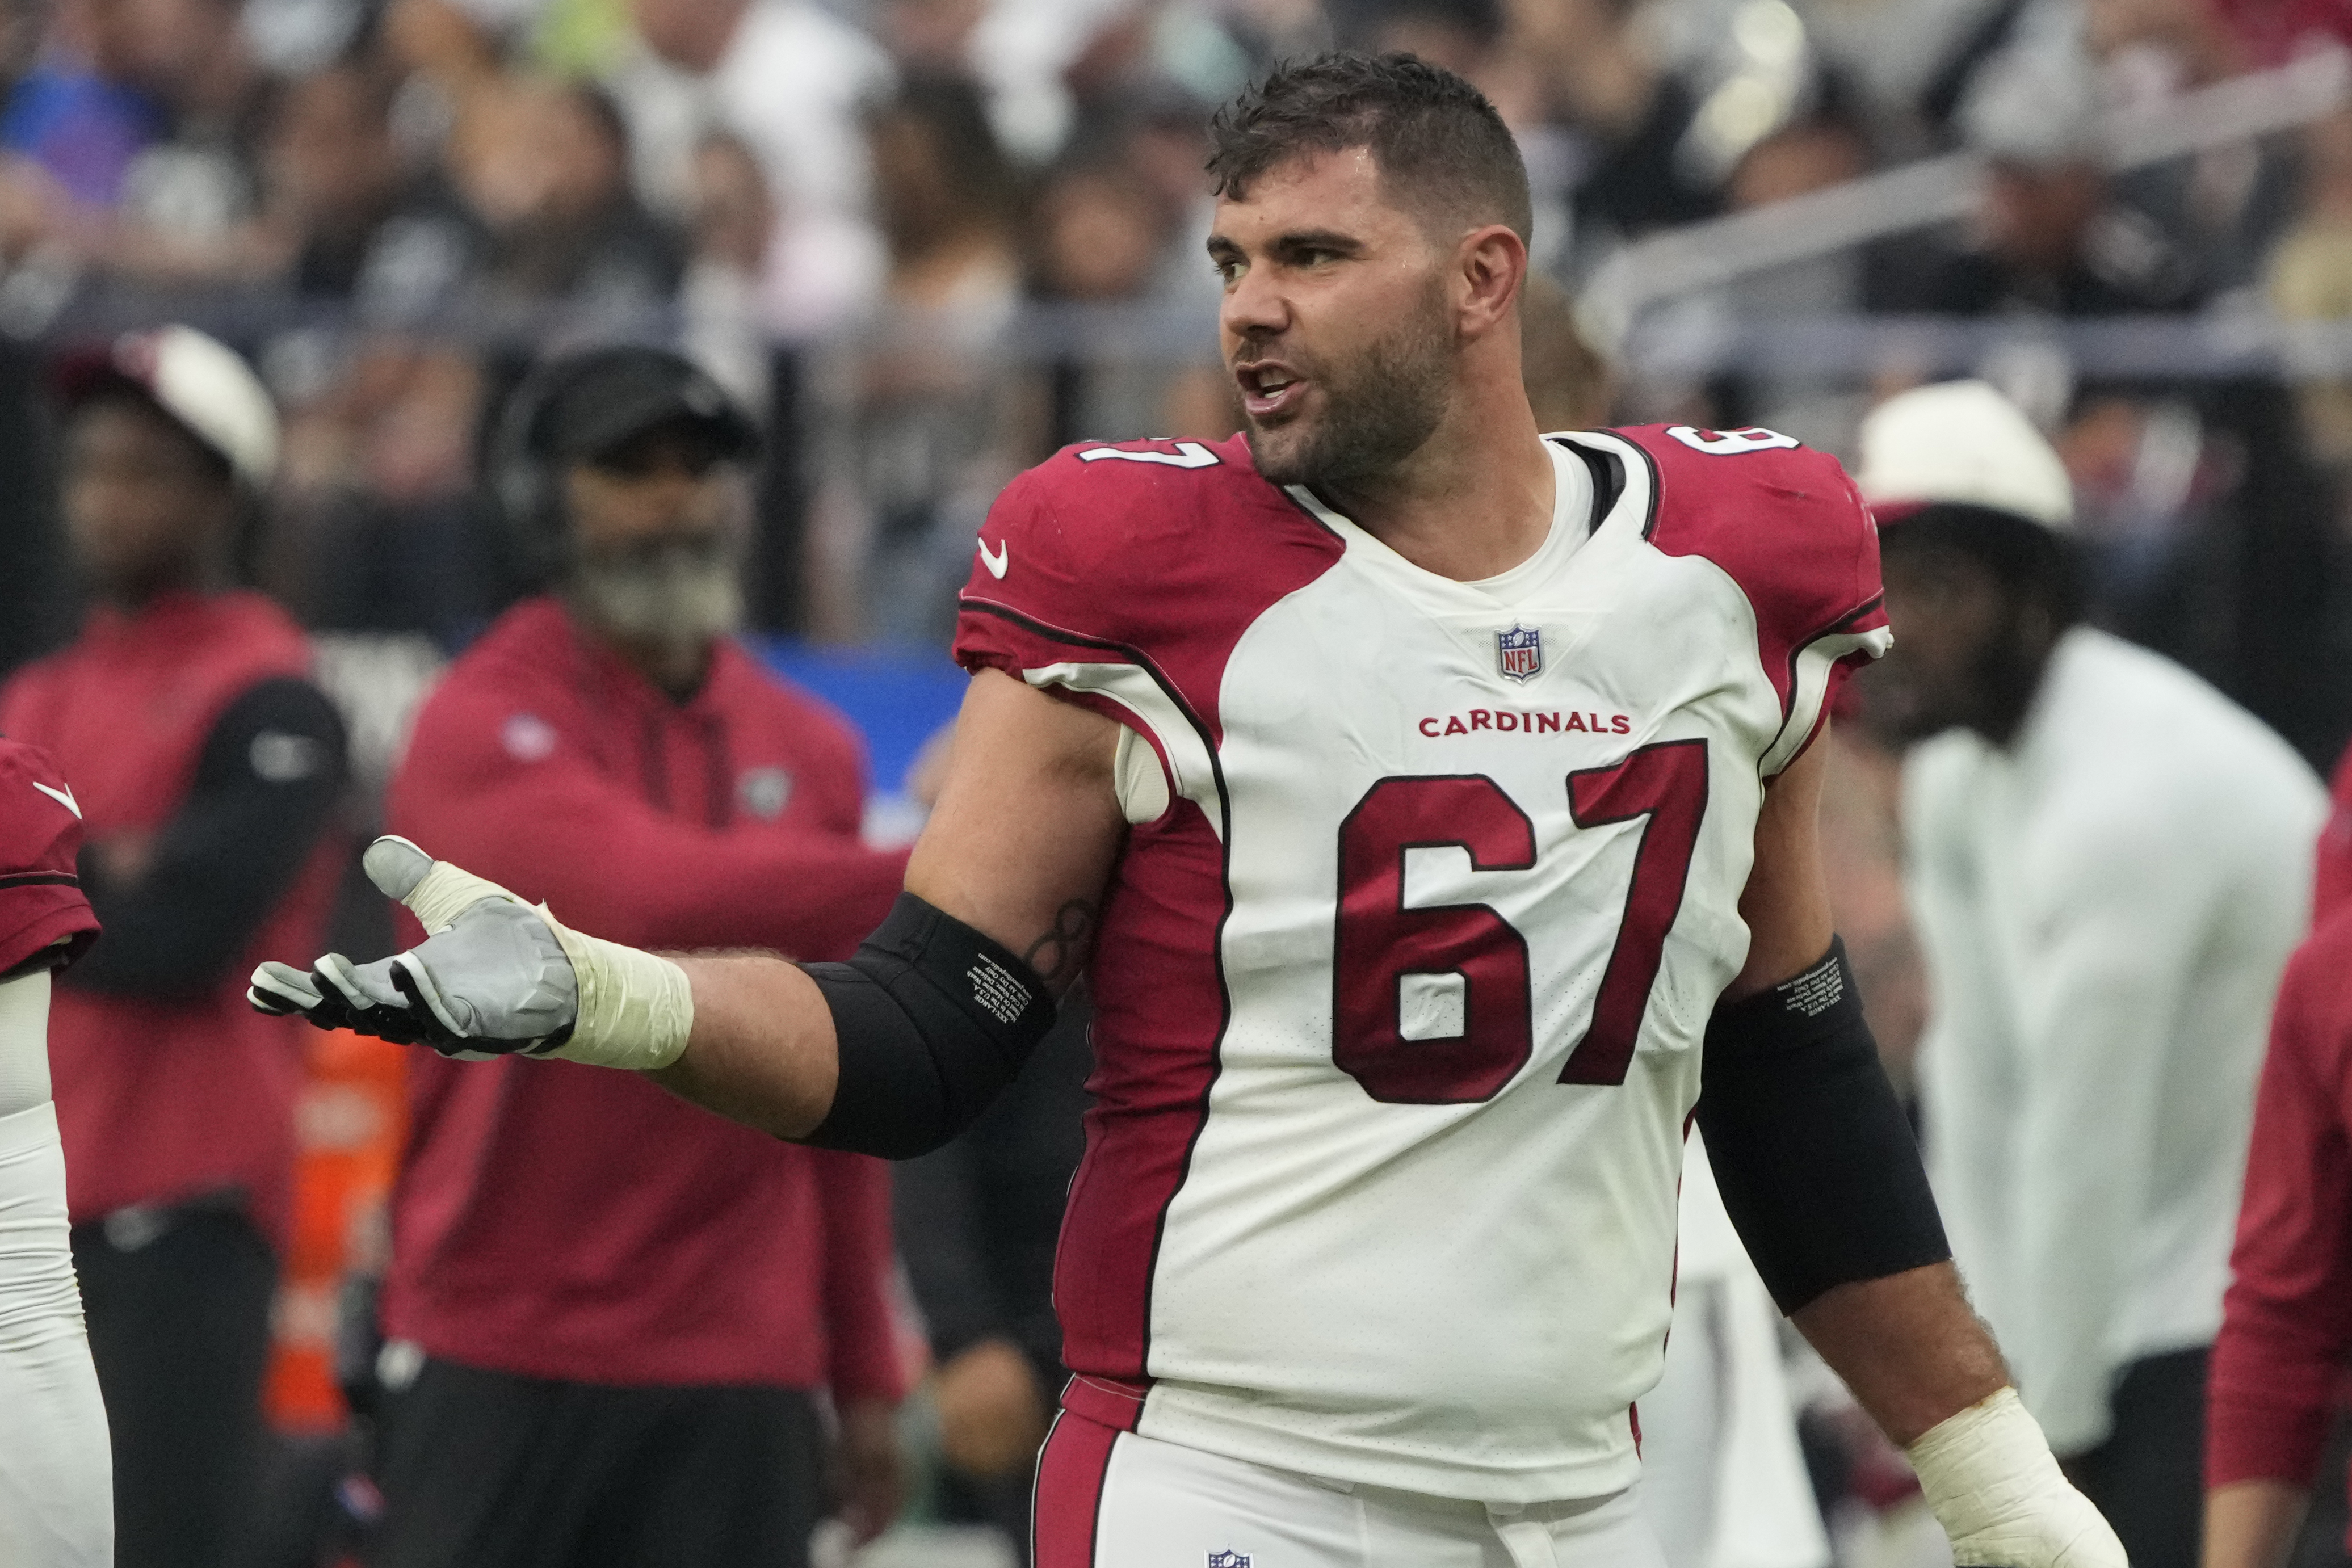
left=524, top=346, right=759, bottom=466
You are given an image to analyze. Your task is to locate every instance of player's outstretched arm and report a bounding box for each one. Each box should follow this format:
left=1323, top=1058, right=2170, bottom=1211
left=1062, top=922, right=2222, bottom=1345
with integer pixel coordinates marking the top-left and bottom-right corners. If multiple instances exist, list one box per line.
left=1699, top=730, right=2124, bottom=1567
left=648, top=669, right=1125, bottom=1141
left=251, top=669, right=1127, bottom=1153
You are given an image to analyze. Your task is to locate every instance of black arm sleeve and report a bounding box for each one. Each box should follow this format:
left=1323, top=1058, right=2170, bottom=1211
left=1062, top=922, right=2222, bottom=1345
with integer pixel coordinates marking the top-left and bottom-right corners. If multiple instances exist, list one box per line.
left=1695, top=938, right=1952, bottom=1315
left=801, top=894, right=1059, bottom=1160
left=68, top=677, right=348, bottom=999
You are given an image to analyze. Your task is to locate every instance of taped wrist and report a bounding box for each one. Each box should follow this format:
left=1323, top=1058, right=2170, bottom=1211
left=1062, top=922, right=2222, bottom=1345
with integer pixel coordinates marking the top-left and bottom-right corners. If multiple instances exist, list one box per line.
left=1906, top=1387, right=2124, bottom=1563
left=1695, top=938, right=1950, bottom=1313
left=802, top=895, right=1057, bottom=1159
left=541, top=926, right=692, bottom=1073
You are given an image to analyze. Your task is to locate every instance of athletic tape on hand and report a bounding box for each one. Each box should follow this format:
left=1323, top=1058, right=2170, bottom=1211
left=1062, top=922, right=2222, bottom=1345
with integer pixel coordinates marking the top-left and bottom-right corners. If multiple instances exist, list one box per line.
left=541, top=921, right=695, bottom=1073
left=371, top=836, right=695, bottom=1073
left=404, top=861, right=526, bottom=935
left=1905, top=1388, right=2126, bottom=1567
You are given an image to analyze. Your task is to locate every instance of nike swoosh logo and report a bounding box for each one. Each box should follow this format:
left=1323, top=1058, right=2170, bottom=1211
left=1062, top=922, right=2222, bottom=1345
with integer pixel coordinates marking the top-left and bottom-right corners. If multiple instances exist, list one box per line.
left=977, top=537, right=1009, bottom=579
left=31, top=780, right=79, bottom=819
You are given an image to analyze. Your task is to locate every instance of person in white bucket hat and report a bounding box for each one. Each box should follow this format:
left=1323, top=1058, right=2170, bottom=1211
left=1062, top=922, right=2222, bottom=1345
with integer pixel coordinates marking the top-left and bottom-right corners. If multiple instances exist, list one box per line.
left=1860, top=379, right=2325, bottom=1568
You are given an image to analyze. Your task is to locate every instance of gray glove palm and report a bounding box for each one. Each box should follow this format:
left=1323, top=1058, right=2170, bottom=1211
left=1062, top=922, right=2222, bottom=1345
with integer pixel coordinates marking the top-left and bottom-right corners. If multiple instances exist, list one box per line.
left=249, top=838, right=578, bottom=1057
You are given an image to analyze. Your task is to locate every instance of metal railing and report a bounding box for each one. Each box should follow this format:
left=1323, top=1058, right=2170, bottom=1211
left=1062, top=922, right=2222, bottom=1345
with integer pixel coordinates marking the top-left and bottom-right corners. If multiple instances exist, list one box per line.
left=1614, top=311, right=2352, bottom=381
left=1577, top=47, right=2352, bottom=351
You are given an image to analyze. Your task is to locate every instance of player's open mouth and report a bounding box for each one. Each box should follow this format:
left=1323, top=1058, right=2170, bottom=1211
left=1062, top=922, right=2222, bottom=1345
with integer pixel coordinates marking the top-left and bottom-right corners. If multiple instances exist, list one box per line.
left=1236, top=363, right=1307, bottom=420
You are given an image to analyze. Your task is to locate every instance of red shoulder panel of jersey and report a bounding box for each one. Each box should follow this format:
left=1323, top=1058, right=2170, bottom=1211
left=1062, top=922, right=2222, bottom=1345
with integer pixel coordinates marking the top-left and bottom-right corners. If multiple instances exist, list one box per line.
left=0, top=738, right=98, bottom=977
left=952, top=435, right=1345, bottom=742
left=1618, top=424, right=1890, bottom=752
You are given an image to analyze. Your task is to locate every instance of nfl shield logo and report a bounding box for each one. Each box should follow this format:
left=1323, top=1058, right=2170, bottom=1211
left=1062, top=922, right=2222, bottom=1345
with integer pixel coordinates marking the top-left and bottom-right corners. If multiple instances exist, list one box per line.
left=1207, top=1554, right=1251, bottom=1568
left=1496, top=624, right=1543, bottom=683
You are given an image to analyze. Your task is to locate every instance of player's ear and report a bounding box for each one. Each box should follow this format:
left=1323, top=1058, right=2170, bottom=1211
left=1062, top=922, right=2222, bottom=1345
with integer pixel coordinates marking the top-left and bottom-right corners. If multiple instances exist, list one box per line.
left=1454, top=223, right=1527, bottom=341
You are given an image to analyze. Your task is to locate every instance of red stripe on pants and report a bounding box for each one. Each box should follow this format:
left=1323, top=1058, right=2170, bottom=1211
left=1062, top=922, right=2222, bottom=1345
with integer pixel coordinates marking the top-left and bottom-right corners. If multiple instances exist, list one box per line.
left=1033, top=1409, right=1122, bottom=1568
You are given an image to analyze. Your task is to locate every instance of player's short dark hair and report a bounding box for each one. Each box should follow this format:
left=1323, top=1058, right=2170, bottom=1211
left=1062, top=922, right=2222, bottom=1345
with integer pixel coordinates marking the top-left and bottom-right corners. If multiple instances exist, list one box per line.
left=1206, top=52, right=1534, bottom=243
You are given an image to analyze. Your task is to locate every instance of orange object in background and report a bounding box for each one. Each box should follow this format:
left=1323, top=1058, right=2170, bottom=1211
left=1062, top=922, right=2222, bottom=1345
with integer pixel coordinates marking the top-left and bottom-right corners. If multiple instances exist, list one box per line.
left=264, top=1028, right=409, bottom=1432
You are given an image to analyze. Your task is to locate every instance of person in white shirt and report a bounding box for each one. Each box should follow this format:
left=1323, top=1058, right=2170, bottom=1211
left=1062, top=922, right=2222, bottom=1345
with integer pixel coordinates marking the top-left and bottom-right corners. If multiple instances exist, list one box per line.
left=1856, top=380, right=2328, bottom=1568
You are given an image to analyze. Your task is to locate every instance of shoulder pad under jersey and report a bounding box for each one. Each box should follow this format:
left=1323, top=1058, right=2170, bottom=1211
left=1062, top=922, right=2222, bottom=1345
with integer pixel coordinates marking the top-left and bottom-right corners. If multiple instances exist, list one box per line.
left=954, top=434, right=1338, bottom=675
left=1617, top=423, right=1891, bottom=768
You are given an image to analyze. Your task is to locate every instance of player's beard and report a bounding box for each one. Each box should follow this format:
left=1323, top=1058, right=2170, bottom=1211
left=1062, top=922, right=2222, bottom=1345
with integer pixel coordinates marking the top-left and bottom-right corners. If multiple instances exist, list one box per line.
left=566, top=533, right=746, bottom=657
left=1244, top=278, right=1456, bottom=489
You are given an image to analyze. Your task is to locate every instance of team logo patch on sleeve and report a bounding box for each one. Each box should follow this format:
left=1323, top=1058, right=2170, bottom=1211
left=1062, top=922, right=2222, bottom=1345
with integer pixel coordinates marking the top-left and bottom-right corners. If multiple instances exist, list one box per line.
left=1496, top=624, right=1543, bottom=683
left=1207, top=1553, right=1251, bottom=1568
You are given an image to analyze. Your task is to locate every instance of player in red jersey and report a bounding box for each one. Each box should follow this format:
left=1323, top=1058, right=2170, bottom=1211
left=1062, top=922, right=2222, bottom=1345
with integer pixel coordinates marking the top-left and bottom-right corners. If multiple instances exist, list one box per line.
left=257, top=55, right=2124, bottom=1565
left=0, top=738, right=108, bottom=1566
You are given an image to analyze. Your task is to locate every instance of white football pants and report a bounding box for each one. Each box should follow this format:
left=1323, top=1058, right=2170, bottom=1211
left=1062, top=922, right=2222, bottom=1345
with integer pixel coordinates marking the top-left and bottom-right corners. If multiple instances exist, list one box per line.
left=0, top=972, right=112, bottom=1568
left=1036, top=1410, right=1667, bottom=1568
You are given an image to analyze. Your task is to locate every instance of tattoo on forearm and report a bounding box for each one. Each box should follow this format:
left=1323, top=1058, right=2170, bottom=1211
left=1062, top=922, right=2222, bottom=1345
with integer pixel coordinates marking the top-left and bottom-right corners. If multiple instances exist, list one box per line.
left=1023, top=900, right=1097, bottom=987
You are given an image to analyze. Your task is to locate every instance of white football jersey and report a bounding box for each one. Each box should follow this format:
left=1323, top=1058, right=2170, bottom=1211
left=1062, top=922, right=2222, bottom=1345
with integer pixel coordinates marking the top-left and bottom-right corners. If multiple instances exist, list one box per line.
left=954, top=424, right=1890, bottom=1504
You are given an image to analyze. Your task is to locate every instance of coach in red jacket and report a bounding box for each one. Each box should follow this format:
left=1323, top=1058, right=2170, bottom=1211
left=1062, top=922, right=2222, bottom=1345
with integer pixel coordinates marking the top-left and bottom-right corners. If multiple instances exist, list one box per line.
left=370, top=346, right=911, bottom=1568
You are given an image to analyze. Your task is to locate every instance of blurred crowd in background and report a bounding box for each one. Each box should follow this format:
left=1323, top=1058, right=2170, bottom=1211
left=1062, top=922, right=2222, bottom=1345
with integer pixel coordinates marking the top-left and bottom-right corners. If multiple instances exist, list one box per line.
left=0, top=0, right=2343, bottom=733
left=5, top=0, right=2352, bottom=1562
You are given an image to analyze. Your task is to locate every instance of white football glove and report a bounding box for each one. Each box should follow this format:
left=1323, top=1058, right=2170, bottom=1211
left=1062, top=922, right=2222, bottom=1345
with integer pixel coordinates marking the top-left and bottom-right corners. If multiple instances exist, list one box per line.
left=1907, top=1388, right=2128, bottom=1567
left=249, top=836, right=694, bottom=1071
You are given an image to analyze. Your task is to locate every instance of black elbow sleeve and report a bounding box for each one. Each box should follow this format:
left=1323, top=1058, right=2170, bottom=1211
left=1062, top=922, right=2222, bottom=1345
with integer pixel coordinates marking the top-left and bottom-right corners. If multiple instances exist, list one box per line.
left=800, top=894, right=1058, bottom=1159
left=1695, top=938, right=1951, bottom=1315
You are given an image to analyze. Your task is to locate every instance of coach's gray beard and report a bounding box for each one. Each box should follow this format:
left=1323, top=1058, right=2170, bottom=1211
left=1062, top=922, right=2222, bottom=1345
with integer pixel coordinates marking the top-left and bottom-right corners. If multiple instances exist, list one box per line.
left=567, top=537, right=745, bottom=653
left=1246, top=288, right=1456, bottom=489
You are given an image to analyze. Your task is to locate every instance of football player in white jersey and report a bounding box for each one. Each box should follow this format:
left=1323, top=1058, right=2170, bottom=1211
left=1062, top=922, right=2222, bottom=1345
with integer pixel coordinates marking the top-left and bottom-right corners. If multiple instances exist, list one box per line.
left=0, top=739, right=111, bottom=1567
left=254, top=53, right=2124, bottom=1568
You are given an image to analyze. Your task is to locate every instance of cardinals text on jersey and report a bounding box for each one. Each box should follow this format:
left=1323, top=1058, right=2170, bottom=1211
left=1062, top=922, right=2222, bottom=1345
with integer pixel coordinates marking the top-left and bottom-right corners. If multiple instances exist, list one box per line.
left=954, top=427, right=1889, bottom=1503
